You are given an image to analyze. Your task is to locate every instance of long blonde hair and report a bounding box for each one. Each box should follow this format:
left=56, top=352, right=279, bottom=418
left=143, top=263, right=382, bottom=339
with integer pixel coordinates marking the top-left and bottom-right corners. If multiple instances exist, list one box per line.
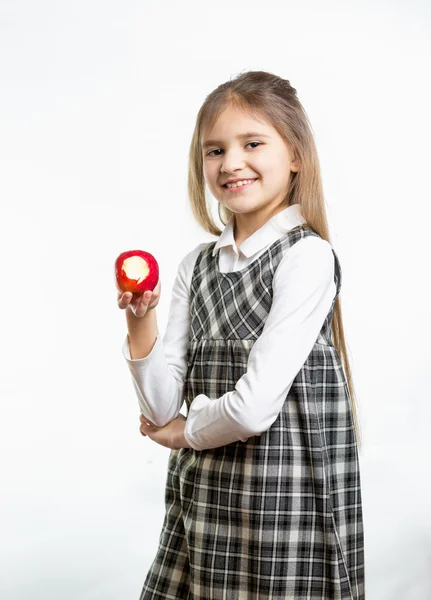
left=187, top=70, right=362, bottom=450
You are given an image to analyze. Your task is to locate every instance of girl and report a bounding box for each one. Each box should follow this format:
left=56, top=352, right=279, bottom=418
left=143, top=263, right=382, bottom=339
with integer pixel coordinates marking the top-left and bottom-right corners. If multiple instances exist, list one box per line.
left=118, top=70, right=365, bottom=600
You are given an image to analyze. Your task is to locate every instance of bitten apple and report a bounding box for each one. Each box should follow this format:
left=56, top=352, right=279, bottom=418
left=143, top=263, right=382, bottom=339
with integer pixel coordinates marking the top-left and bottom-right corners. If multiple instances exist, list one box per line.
left=115, top=250, right=159, bottom=295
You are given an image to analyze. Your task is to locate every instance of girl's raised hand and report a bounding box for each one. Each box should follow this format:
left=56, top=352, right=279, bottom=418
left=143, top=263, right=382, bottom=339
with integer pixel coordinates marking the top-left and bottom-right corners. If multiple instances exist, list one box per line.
left=117, top=279, right=161, bottom=318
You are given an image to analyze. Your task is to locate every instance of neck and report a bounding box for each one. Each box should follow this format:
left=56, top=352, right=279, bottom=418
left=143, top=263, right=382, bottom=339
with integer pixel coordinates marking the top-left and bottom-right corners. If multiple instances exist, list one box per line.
left=233, top=202, right=289, bottom=247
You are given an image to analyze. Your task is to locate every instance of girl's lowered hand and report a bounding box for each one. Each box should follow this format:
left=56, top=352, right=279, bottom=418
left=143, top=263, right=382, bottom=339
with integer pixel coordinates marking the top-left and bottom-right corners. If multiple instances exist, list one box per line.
left=139, top=413, right=192, bottom=450
left=117, top=279, right=161, bottom=318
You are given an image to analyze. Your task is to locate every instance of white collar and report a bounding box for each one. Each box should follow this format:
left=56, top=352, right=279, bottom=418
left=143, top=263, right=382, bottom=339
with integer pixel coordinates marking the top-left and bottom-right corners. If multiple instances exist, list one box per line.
left=212, top=203, right=306, bottom=258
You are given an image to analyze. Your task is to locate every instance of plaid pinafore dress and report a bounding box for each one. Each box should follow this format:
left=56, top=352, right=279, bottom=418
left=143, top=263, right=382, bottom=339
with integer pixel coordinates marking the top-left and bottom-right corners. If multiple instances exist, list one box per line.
left=140, top=225, right=365, bottom=600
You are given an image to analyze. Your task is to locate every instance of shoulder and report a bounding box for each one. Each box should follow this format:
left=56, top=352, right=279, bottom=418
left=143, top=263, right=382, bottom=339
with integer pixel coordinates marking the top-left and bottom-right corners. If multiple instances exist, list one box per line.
left=289, top=233, right=334, bottom=259
left=274, top=235, right=335, bottom=287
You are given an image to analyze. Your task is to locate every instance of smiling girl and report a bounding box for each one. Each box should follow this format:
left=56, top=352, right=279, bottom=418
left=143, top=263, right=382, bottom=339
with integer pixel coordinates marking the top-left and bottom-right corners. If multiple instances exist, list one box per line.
left=118, top=70, right=365, bottom=600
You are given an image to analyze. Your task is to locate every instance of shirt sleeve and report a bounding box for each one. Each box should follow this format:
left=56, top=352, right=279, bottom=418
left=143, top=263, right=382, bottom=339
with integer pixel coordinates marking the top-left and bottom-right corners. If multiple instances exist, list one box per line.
left=121, top=243, right=208, bottom=427
left=183, top=236, right=337, bottom=451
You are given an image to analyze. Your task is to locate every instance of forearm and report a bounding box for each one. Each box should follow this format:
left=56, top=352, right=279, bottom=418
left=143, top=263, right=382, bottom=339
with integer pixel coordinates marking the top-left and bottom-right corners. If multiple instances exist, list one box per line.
left=126, top=306, right=158, bottom=359
left=184, top=392, right=253, bottom=450
left=123, top=308, right=184, bottom=426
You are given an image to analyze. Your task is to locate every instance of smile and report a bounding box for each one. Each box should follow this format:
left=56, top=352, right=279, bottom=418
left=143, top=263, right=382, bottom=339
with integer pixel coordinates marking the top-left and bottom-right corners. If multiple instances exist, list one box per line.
left=223, top=179, right=257, bottom=192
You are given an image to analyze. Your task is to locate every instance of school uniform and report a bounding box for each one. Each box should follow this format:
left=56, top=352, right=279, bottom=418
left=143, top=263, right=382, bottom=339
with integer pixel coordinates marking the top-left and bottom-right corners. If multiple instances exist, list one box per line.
left=123, top=203, right=365, bottom=599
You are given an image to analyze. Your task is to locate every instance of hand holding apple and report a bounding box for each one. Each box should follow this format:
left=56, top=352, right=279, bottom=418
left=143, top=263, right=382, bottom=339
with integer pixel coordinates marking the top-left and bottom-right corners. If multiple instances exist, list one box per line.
left=115, top=250, right=161, bottom=318
left=117, top=280, right=161, bottom=318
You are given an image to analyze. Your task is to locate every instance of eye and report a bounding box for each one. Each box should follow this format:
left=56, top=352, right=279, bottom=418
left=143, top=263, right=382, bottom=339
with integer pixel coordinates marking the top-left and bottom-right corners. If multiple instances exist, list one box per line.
left=205, top=141, right=261, bottom=157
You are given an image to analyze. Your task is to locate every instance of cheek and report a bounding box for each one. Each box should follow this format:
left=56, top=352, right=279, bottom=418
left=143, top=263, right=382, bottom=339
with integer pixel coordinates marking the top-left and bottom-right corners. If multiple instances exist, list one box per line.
left=203, top=167, right=220, bottom=191
left=253, top=156, right=273, bottom=175
left=203, top=163, right=216, bottom=181
left=260, top=157, right=287, bottom=181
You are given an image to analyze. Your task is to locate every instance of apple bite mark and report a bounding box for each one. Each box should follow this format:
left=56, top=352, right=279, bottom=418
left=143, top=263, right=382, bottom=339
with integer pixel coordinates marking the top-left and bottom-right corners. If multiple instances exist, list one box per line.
left=115, top=249, right=159, bottom=295
left=122, top=256, right=149, bottom=284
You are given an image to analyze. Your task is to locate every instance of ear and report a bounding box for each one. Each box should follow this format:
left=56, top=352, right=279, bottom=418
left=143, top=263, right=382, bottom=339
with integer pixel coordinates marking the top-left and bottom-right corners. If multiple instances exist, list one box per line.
left=290, top=150, right=300, bottom=172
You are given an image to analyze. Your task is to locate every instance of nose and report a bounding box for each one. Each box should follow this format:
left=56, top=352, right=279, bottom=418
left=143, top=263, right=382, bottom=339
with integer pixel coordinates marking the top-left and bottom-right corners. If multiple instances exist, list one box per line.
left=220, top=148, right=246, bottom=174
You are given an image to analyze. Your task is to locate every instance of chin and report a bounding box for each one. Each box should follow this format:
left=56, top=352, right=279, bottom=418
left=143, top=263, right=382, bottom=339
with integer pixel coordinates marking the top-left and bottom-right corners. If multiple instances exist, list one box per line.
left=227, top=199, right=262, bottom=212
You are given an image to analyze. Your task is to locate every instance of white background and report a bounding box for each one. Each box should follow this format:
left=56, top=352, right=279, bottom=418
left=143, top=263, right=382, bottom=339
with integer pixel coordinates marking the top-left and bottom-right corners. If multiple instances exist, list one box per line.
left=1, top=0, right=430, bottom=598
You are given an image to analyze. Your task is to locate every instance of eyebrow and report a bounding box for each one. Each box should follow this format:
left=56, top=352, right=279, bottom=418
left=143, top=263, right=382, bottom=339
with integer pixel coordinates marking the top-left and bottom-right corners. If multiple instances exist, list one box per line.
left=202, top=132, right=271, bottom=150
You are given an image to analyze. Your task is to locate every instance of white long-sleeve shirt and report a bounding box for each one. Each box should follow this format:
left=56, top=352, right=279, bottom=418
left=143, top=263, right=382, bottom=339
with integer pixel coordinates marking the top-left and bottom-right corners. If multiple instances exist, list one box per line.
left=122, top=204, right=337, bottom=451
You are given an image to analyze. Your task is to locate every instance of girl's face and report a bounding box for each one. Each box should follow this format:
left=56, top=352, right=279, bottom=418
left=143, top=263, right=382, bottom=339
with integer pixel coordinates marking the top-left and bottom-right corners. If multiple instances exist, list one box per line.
left=201, top=104, right=299, bottom=221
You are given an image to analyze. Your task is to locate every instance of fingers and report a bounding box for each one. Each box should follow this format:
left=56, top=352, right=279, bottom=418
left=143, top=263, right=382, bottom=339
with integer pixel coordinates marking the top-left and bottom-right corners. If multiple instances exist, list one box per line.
left=140, top=420, right=156, bottom=437
left=139, top=414, right=156, bottom=427
left=139, top=414, right=162, bottom=441
left=117, top=291, right=133, bottom=309
left=140, top=291, right=153, bottom=306
left=139, top=419, right=148, bottom=436
left=117, top=290, right=153, bottom=316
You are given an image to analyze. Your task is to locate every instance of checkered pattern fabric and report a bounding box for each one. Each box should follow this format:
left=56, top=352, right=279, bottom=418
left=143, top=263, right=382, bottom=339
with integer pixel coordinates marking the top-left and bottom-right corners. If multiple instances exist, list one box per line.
left=140, top=225, right=365, bottom=599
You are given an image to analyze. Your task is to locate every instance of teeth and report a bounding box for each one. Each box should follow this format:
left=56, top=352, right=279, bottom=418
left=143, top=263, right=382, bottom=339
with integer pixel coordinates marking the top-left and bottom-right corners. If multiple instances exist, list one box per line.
left=226, top=179, right=255, bottom=189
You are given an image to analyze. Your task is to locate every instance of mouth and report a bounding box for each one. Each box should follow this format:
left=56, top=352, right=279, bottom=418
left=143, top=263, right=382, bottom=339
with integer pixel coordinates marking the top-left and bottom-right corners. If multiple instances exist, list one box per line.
left=222, top=178, right=258, bottom=191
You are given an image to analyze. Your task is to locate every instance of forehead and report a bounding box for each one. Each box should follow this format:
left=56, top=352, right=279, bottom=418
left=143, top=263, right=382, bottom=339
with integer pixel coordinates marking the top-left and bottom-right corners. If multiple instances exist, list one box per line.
left=201, top=105, right=274, bottom=146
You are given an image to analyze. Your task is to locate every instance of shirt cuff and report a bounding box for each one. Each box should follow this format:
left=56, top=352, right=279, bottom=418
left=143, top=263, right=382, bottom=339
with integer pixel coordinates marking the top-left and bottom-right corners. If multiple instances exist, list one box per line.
left=183, top=393, right=251, bottom=451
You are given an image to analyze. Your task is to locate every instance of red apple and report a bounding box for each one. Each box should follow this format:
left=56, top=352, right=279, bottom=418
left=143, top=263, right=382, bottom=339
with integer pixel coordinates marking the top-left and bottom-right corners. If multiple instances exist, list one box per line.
left=115, top=250, right=159, bottom=295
